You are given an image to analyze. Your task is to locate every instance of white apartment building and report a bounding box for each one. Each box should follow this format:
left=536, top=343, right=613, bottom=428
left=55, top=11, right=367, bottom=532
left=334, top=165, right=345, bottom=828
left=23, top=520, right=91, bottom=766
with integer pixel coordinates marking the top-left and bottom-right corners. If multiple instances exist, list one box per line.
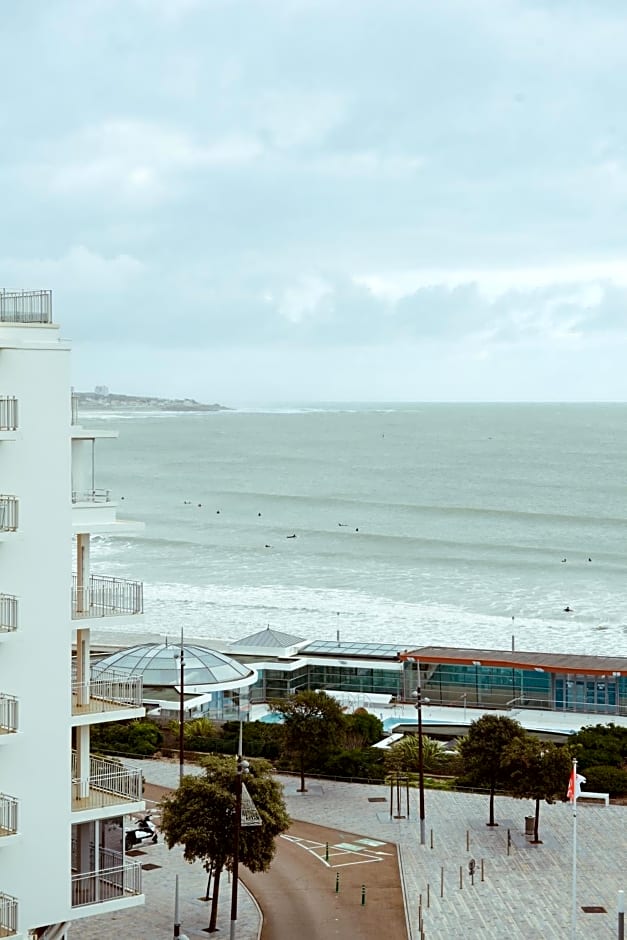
left=0, top=289, right=146, bottom=939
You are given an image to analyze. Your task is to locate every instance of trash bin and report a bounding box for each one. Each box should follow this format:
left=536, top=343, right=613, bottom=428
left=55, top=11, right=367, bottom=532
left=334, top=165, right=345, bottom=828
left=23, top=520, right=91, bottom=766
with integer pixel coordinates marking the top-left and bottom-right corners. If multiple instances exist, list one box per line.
left=524, top=816, right=535, bottom=837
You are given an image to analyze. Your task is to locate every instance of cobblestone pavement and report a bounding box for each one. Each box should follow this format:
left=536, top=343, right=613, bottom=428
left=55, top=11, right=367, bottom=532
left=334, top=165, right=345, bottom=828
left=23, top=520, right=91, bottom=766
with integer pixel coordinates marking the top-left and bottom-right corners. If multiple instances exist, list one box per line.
left=74, top=758, right=626, bottom=940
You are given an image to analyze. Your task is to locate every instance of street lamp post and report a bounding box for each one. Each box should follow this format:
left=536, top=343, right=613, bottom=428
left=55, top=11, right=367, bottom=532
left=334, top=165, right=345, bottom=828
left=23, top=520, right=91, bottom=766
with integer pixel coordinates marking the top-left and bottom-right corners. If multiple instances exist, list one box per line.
left=173, top=631, right=185, bottom=785
left=413, top=669, right=429, bottom=847
left=230, top=757, right=250, bottom=940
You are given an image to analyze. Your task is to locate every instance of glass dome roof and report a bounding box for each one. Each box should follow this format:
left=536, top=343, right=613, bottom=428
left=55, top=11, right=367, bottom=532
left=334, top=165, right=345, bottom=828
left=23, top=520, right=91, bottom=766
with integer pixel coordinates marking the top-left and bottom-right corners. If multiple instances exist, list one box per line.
left=93, top=643, right=255, bottom=689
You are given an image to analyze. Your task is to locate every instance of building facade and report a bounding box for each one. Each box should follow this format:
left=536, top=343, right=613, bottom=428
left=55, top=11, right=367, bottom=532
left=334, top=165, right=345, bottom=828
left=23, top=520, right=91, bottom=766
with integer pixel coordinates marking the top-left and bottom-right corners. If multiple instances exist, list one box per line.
left=0, top=289, right=145, bottom=939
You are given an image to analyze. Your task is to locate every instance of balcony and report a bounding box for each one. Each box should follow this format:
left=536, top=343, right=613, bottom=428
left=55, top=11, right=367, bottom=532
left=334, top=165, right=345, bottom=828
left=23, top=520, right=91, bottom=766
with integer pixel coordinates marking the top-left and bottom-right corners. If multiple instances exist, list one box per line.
left=72, top=670, right=143, bottom=718
left=0, top=795, right=18, bottom=839
left=0, top=596, right=17, bottom=634
left=0, top=288, right=52, bottom=324
left=0, top=892, right=17, bottom=937
left=71, top=489, right=111, bottom=504
left=71, top=752, right=143, bottom=812
left=0, top=399, right=17, bottom=433
left=72, top=849, right=141, bottom=908
left=71, top=575, right=143, bottom=620
left=0, top=694, right=18, bottom=736
left=0, top=498, right=18, bottom=533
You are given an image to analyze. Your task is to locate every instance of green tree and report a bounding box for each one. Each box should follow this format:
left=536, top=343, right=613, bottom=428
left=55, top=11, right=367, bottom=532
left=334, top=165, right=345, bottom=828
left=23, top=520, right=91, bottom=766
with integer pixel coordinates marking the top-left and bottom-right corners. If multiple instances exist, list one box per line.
left=385, top=734, right=447, bottom=776
left=458, top=715, right=525, bottom=826
left=343, top=710, right=384, bottom=748
left=160, top=755, right=290, bottom=932
left=90, top=718, right=162, bottom=756
left=269, top=690, right=345, bottom=792
left=568, top=723, right=627, bottom=771
left=501, top=738, right=571, bottom=842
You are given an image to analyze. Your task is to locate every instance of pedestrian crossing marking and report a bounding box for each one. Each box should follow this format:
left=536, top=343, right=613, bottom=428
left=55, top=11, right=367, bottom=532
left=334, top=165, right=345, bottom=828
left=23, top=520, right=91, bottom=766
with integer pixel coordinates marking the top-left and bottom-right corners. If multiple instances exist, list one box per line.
left=281, top=834, right=392, bottom=868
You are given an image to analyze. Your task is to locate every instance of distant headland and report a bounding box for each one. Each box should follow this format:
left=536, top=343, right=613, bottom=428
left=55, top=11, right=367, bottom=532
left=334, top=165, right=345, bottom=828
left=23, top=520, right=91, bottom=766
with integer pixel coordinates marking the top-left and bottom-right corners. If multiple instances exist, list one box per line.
left=75, top=389, right=230, bottom=412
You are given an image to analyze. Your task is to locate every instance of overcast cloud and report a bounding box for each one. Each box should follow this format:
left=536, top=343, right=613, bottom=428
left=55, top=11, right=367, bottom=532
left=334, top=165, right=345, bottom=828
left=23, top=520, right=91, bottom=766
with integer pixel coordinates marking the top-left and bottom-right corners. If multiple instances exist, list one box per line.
left=2, top=0, right=627, bottom=402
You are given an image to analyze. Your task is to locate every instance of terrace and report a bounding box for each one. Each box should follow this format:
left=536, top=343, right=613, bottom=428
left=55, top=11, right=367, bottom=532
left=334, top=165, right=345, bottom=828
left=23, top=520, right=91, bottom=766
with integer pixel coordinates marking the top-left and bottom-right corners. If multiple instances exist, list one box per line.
left=71, top=752, right=143, bottom=812
left=71, top=575, right=143, bottom=620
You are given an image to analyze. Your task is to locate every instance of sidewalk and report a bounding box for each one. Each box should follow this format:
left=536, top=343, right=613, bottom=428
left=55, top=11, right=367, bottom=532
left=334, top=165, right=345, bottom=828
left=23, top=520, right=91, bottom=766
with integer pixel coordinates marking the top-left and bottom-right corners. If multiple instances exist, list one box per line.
left=72, top=757, right=627, bottom=939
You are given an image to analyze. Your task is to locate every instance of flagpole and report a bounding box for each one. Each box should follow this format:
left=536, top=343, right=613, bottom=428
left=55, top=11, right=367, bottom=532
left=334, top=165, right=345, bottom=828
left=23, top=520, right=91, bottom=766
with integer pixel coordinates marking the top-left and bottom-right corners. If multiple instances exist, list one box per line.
left=571, top=758, right=578, bottom=940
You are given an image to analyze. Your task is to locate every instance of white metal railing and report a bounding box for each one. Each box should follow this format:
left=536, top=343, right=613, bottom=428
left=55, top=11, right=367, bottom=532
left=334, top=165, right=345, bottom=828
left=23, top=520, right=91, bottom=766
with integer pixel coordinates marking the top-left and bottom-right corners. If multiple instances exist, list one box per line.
left=0, top=891, right=17, bottom=935
left=71, top=489, right=111, bottom=504
left=0, top=595, right=17, bottom=633
left=0, top=497, right=18, bottom=532
left=71, top=391, right=80, bottom=426
left=71, top=858, right=141, bottom=907
left=72, top=669, right=143, bottom=710
left=71, top=751, right=143, bottom=806
left=0, top=794, right=18, bottom=835
left=0, top=398, right=17, bottom=432
left=0, top=694, right=18, bottom=733
left=0, top=288, right=52, bottom=323
left=71, top=574, right=143, bottom=619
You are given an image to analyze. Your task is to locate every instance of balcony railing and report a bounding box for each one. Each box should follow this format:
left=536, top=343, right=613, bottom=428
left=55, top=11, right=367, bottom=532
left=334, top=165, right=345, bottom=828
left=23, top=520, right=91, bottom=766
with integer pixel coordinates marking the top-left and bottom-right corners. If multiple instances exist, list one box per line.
left=0, top=498, right=18, bottom=533
left=0, top=288, right=52, bottom=324
left=72, top=856, right=142, bottom=908
left=0, top=795, right=18, bottom=837
left=71, top=489, right=111, bottom=504
left=72, top=669, right=143, bottom=714
left=0, top=694, right=18, bottom=735
left=0, top=399, right=17, bottom=432
left=71, top=752, right=143, bottom=810
left=71, top=391, right=80, bottom=426
left=71, top=575, right=143, bottom=619
left=0, top=596, right=17, bottom=633
left=0, top=892, right=17, bottom=937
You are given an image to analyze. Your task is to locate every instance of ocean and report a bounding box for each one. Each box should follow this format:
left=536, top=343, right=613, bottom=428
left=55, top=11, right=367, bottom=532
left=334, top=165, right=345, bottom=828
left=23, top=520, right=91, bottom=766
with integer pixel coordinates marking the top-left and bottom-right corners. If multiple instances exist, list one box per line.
left=86, top=402, right=627, bottom=657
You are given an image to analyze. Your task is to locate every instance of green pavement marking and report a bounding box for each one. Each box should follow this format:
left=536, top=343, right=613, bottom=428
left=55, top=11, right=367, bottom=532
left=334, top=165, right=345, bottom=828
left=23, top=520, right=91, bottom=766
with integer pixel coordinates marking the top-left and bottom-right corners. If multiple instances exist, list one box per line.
left=355, top=838, right=387, bottom=847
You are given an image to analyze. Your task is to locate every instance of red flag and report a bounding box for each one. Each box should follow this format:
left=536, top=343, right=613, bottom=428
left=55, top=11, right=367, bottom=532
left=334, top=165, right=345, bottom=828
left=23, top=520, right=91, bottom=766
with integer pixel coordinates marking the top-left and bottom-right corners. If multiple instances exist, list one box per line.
left=567, top=767, right=586, bottom=802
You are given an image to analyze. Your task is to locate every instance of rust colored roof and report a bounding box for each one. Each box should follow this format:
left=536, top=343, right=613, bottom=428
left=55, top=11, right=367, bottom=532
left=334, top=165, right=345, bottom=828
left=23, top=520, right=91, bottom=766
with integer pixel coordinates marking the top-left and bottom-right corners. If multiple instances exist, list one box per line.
left=397, top=646, right=627, bottom=676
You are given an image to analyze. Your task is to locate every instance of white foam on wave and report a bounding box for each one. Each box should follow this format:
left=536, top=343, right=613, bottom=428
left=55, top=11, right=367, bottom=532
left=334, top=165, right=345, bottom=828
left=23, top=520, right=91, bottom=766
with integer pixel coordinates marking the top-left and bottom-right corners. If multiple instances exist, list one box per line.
left=130, top=580, right=627, bottom=657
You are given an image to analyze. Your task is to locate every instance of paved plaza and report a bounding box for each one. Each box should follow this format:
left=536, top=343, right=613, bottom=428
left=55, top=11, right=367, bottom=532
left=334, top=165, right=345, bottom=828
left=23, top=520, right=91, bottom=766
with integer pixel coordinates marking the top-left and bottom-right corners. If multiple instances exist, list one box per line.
left=72, top=757, right=626, bottom=939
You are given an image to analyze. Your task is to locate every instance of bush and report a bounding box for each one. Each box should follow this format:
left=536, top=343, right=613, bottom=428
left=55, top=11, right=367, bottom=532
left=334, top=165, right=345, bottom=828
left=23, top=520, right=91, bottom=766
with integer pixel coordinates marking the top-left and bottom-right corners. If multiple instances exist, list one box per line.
left=90, top=719, right=163, bottom=756
left=582, top=765, right=627, bottom=797
left=569, top=723, right=627, bottom=771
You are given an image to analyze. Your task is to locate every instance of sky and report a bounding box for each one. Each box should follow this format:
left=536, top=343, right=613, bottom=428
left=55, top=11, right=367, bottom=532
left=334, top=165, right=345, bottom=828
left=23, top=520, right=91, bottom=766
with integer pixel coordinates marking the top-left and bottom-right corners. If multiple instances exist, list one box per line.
left=2, top=0, right=627, bottom=403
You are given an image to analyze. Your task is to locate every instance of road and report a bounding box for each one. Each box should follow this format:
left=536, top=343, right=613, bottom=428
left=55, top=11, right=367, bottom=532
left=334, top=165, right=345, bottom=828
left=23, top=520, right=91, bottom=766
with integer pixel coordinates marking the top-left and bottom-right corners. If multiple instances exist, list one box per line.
left=241, top=820, right=408, bottom=940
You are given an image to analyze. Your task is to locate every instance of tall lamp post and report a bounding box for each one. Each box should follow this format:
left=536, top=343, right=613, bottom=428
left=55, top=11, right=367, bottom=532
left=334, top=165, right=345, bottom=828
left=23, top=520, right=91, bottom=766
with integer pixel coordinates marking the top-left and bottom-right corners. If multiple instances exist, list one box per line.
left=173, top=631, right=185, bottom=785
left=230, top=757, right=250, bottom=940
left=413, top=665, right=430, bottom=847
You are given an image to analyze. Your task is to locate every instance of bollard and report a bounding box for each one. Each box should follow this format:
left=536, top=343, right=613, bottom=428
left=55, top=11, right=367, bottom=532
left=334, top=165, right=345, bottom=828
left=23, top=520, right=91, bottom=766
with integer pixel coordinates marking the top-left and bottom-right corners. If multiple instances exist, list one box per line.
left=430, top=828, right=434, bottom=850
left=325, top=842, right=329, bottom=862
left=440, top=867, right=444, bottom=899
left=427, top=883, right=430, bottom=909
left=468, top=858, right=475, bottom=887
left=481, top=858, right=485, bottom=883
left=466, top=829, right=470, bottom=852
left=361, top=885, right=366, bottom=906
left=335, top=873, right=340, bottom=894
left=459, top=866, right=463, bottom=890
left=507, top=828, right=511, bottom=856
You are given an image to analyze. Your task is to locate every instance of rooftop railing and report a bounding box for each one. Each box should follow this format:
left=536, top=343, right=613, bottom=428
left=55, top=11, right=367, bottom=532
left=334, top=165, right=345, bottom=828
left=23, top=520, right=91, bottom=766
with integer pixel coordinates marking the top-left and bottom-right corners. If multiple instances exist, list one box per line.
left=71, top=489, right=111, bottom=504
left=0, top=892, right=17, bottom=936
left=72, top=669, right=143, bottom=712
left=0, top=694, right=18, bottom=734
left=71, top=751, right=143, bottom=808
left=0, top=497, right=18, bottom=533
left=71, top=391, right=80, bottom=426
left=0, top=398, right=17, bottom=432
left=0, top=795, right=18, bottom=837
left=71, top=857, right=142, bottom=908
left=71, top=574, right=143, bottom=619
left=0, top=289, right=52, bottom=324
left=0, top=595, right=17, bottom=633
